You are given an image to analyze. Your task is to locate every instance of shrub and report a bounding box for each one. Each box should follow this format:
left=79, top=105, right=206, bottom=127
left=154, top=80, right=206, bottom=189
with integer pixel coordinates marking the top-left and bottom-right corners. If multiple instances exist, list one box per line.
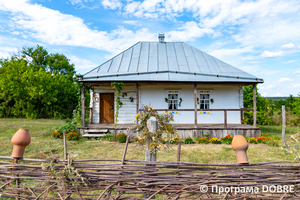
left=248, top=137, right=257, bottom=144
left=169, top=136, right=180, bottom=144
left=105, top=132, right=114, bottom=141
left=282, top=133, right=300, bottom=162
left=221, top=134, right=233, bottom=144
left=116, top=132, right=127, bottom=143
left=256, top=136, right=272, bottom=143
left=50, top=131, right=62, bottom=139
left=197, top=137, right=209, bottom=144
left=184, top=137, right=194, bottom=144
left=210, top=137, right=221, bottom=144
left=67, top=132, right=80, bottom=140
left=134, top=137, right=139, bottom=143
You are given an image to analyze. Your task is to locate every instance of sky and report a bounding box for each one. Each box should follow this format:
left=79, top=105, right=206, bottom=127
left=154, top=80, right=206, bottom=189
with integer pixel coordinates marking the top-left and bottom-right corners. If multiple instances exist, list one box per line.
left=0, top=0, right=300, bottom=97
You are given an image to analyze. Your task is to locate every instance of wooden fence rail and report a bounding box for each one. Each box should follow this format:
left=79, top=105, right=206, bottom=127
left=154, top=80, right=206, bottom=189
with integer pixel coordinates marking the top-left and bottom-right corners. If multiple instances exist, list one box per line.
left=0, top=155, right=299, bottom=199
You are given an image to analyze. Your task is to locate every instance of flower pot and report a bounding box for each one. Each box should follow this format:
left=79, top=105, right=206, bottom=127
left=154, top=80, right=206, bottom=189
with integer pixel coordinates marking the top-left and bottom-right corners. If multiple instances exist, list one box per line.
left=231, top=135, right=249, bottom=164
left=11, top=129, right=31, bottom=158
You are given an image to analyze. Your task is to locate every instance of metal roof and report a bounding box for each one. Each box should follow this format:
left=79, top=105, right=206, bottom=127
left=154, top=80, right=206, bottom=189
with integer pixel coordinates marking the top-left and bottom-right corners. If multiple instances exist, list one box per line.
left=81, top=42, right=263, bottom=83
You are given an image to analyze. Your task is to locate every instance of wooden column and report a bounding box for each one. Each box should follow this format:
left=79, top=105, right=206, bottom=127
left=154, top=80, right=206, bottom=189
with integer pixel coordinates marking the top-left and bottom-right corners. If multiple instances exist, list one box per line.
left=63, top=130, right=67, bottom=160
left=224, top=110, right=227, bottom=128
left=136, top=83, right=139, bottom=124
left=253, top=84, right=256, bottom=127
left=81, top=85, right=85, bottom=128
left=240, top=109, right=243, bottom=124
left=194, top=84, right=197, bottom=128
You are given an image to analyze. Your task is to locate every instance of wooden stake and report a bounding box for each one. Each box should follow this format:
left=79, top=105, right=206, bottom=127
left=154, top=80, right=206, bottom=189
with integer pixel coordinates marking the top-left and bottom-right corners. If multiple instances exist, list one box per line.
left=63, top=130, right=67, bottom=160
left=253, top=84, right=257, bottom=127
left=194, top=84, right=197, bottom=128
left=81, top=85, right=85, bottom=128
left=136, top=83, right=139, bottom=125
left=282, top=105, right=286, bottom=147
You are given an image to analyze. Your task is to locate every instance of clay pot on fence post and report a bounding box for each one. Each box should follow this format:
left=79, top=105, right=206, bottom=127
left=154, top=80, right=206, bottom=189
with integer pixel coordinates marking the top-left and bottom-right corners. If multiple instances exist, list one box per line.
left=231, top=135, right=249, bottom=164
left=11, top=129, right=31, bottom=159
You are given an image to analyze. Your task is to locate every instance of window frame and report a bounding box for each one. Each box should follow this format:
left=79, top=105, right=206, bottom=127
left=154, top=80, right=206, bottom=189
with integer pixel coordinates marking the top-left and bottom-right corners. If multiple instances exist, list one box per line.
left=198, top=90, right=212, bottom=110
left=166, top=90, right=180, bottom=110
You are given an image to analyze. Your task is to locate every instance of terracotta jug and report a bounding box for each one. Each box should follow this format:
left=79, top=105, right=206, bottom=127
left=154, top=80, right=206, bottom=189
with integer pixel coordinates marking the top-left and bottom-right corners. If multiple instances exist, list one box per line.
left=231, top=135, right=249, bottom=164
left=11, top=129, right=31, bottom=158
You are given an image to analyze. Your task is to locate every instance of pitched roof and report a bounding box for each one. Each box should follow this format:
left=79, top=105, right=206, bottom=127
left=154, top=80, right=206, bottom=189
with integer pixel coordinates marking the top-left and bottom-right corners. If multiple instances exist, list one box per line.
left=81, top=41, right=263, bottom=83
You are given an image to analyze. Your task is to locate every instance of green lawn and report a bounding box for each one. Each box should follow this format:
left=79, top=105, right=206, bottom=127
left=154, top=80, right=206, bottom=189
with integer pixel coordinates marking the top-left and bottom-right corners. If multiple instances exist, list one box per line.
left=0, top=119, right=297, bottom=164
left=259, top=125, right=300, bottom=137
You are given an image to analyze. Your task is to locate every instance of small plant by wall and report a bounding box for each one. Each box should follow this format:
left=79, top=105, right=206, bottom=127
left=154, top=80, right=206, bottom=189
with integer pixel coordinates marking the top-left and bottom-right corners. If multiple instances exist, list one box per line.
left=116, top=132, right=127, bottom=143
left=105, top=133, right=114, bottom=141
left=184, top=137, right=194, bottom=144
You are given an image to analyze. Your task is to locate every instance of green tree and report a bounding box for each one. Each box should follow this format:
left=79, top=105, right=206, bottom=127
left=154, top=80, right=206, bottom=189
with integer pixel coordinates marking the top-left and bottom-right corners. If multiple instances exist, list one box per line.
left=0, top=45, right=79, bottom=119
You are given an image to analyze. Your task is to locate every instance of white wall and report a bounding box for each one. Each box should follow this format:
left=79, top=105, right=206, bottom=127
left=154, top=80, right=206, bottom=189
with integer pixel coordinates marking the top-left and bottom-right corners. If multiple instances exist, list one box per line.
left=140, top=84, right=243, bottom=124
left=90, top=85, right=137, bottom=124
left=90, top=84, right=243, bottom=124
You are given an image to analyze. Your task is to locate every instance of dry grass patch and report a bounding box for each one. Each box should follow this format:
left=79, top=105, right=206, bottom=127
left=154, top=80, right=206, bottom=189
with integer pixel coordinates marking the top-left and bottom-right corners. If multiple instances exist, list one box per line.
left=0, top=119, right=295, bottom=164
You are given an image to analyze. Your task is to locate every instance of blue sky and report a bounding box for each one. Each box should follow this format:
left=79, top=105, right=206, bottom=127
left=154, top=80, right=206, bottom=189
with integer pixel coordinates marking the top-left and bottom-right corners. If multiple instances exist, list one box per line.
left=0, top=0, right=300, bottom=97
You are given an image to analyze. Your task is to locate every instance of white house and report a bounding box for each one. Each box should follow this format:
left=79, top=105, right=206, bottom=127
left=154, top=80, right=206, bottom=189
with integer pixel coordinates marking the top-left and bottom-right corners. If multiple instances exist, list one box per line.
left=79, top=34, right=263, bottom=139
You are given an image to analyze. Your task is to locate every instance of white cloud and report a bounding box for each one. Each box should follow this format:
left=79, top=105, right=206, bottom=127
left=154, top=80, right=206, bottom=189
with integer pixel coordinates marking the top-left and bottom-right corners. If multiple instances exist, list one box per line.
left=0, top=0, right=156, bottom=54
left=259, top=51, right=285, bottom=58
left=278, top=78, right=293, bottom=83
left=210, top=46, right=254, bottom=58
left=167, top=21, right=213, bottom=42
left=123, top=20, right=138, bottom=25
left=67, top=55, right=98, bottom=71
left=260, top=85, right=276, bottom=90
left=293, top=84, right=300, bottom=88
left=281, top=43, right=295, bottom=50
left=102, top=0, right=122, bottom=10
left=283, top=60, right=297, bottom=64
left=0, top=46, right=18, bottom=59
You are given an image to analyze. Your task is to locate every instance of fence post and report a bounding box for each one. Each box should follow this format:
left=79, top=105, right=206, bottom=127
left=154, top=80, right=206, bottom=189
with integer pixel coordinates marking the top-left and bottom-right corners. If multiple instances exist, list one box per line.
left=282, top=105, right=286, bottom=147
left=144, top=117, right=158, bottom=199
left=63, top=130, right=67, bottom=160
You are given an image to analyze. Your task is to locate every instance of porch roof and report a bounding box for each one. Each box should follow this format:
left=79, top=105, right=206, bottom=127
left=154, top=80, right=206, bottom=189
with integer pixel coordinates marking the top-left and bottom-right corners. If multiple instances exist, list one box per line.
left=80, top=41, right=263, bottom=84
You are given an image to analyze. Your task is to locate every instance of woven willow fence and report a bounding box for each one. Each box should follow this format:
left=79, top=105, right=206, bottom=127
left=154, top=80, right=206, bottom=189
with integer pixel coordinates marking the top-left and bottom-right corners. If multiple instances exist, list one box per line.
left=0, top=139, right=300, bottom=200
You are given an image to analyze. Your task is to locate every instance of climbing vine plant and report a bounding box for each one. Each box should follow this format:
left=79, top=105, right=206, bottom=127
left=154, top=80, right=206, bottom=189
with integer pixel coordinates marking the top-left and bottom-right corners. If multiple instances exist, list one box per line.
left=111, top=82, right=125, bottom=124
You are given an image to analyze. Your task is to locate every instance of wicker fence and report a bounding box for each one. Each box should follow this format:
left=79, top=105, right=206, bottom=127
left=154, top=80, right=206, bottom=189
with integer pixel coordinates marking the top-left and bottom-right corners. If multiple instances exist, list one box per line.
left=0, top=140, right=300, bottom=199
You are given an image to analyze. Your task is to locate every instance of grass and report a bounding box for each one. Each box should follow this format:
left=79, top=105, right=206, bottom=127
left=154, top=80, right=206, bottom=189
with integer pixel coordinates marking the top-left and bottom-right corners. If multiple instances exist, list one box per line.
left=0, top=118, right=297, bottom=164
left=259, top=125, right=300, bottom=138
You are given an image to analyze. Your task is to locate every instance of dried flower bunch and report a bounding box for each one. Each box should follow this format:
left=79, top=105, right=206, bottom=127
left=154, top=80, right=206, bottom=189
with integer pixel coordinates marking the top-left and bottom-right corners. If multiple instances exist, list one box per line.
left=131, top=104, right=176, bottom=154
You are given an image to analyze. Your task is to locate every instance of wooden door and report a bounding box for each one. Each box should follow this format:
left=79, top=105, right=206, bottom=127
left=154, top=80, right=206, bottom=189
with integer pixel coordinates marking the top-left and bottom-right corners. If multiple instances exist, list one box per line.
left=99, top=93, right=114, bottom=123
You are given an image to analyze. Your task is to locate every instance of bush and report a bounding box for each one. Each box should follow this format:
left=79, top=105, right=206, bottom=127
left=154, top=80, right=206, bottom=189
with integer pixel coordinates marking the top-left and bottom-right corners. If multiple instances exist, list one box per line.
left=116, top=132, right=127, bottom=143
left=67, top=132, right=80, bottom=140
left=210, top=137, right=221, bottom=144
left=134, top=137, right=139, bottom=143
left=50, top=131, right=62, bottom=139
left=169, top=136, right=180, bottom=144
left=197, top=137, right=209, bottom=144
left=184, top=137, right=194, bottom=144
left=221, top=134, right=233, bottom=144
left=105, top=132, right=114, bottom=141
left=248, top=137, right=257, bottom=144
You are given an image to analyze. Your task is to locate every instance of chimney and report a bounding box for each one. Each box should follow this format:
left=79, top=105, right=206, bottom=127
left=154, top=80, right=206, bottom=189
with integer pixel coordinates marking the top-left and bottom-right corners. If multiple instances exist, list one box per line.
left=158, top=33, right=165, bottom=43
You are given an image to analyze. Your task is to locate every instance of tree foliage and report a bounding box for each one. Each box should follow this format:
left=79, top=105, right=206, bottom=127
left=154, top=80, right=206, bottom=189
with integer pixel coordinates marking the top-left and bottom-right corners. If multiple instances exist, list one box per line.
left=0, top=45, right=79, bottom=119
left=243, top=85, right=300, bottom=126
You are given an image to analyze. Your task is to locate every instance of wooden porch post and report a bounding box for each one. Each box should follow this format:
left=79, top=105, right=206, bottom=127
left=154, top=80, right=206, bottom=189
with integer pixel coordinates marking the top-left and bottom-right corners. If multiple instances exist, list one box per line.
left=81, top=85, right=85, bottom=128
left=136, top=83, right=139, bottom=125
left=253, top=84, right=257, bottom=127
left=194, top=84, right=197, bottom=128
left=224, top=110, right=227, bottom=128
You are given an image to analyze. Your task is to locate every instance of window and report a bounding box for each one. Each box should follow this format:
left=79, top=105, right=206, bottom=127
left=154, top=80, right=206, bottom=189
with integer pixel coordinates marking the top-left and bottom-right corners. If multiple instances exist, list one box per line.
left=168, top=94, right=178, bottom=109
left=200, top=94, right=210, bottom=109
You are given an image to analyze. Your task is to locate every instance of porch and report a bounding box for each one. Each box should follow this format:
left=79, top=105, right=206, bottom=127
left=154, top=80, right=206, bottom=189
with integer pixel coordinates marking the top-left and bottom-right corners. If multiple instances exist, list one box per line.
left=79, top=123, right=260, bottom=139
